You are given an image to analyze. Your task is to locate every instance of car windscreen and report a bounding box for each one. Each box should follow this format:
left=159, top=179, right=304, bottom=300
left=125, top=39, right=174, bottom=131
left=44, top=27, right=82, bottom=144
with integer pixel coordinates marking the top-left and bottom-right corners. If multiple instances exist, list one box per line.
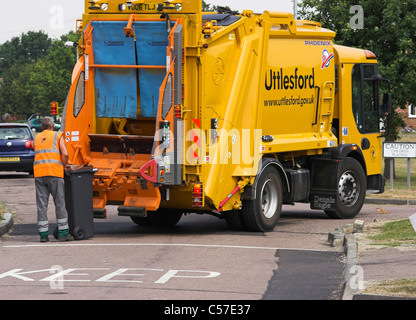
left=0, top=127, right=32, bottom=140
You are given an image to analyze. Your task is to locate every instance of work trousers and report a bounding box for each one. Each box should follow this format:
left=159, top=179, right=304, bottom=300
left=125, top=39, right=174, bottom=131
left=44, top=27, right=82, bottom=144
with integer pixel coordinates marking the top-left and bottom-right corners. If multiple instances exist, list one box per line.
left=35, top=176, right=69, bottom=234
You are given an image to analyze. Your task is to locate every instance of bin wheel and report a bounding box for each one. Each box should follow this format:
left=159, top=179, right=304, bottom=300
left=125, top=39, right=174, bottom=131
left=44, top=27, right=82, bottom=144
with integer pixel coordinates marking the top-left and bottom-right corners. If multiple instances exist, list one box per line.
left=53, top=226, right=59, bottom=240
left=72, top=226, right=85, bottom=240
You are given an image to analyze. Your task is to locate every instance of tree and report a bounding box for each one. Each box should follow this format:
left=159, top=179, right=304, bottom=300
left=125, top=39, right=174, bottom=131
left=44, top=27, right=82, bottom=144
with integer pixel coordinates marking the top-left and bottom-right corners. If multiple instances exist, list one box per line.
left=202, top=0, right=234, bottom=13
left=299, top=0, right=416, bottom=112
left=202, top=0, right=213, bottom=11
left=299, top=0, right=415, bottom=178
left=0, top=31, right=52, bottom=77
left=0, top=31, right=79, bottom=117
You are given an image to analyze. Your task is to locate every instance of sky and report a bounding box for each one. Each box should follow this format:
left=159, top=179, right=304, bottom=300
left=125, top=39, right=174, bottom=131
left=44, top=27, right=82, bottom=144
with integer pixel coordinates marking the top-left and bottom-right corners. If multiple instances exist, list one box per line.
left=0, top=0, right=296, bottom=44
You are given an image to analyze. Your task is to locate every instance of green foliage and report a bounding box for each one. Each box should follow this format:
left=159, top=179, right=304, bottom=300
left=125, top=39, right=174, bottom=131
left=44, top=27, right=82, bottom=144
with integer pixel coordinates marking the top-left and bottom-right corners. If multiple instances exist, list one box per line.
left=0, top=200, right=7, bottom=220
left=299, top=0, right=416, bottom=140
left=202, top=0, right=213, bottom=11
left=202, top=0, right=233, bottom=13
left=0, top=31, right=80, bottom=117
left=0, top=31, right=52, bottom=76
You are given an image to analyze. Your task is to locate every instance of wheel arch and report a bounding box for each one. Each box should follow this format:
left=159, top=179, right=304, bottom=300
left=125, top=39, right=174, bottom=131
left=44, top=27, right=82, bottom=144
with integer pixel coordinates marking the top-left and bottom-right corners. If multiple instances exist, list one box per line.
left=330, top=144, right=367, bottom=175
left=241, top=157, right=290, bottom=201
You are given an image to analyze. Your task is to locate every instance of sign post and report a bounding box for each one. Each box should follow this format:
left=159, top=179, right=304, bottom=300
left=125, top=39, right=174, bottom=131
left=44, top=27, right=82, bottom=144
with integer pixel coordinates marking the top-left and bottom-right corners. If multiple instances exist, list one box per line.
left=383, top=142, right=416, bottom=189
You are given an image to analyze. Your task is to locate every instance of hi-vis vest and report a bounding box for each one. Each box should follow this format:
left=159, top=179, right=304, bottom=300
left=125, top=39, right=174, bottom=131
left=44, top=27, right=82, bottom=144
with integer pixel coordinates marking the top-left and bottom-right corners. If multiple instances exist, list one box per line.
left=34, top=130, right=64, bottom=178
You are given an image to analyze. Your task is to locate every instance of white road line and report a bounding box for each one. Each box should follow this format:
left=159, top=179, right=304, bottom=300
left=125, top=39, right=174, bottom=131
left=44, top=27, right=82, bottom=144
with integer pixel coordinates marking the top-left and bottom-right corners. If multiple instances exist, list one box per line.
left=3, top=242, right=328, bottom=252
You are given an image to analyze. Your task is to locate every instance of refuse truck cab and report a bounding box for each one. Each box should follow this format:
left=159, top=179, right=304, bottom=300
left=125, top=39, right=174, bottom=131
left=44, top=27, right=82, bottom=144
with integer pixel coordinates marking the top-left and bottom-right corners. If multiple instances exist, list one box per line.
left=61, top=0, right=390, bottom=232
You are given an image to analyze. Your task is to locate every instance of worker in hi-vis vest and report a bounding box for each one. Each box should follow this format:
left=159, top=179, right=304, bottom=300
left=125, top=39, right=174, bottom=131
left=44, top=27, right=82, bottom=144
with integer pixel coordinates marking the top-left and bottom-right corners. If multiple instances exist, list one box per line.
left=33, top=117, right=73, bottom=242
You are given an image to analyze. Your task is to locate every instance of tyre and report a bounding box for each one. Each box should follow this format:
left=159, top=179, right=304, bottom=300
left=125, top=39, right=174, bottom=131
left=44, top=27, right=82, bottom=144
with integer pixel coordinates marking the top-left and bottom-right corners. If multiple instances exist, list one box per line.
left=130, top=216, right=151, bottom=226
left=242, top=166, right=283, bottom=232
left=53, top=226, right=59, bottom=240
left=131, top=209, right=182, bottom=227
left=224, top=210, right=247, bottom=231
left=325, top=158, right=366, bottom=219
left=72, top=226, right=85, bottom=240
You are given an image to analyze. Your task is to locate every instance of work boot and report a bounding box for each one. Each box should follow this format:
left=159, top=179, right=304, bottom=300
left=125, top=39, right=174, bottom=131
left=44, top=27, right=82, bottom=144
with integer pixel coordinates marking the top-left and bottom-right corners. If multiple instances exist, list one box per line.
left=57, top=229, right=74, bottom=242
left=40, top=232, right=49, bottom=243
left=57, top=234, right=74, bottom=242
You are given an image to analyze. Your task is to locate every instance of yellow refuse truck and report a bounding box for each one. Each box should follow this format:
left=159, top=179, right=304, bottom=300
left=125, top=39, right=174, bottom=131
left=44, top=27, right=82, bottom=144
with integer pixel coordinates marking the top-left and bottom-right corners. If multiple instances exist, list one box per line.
left=62, top=0, right=391, bottom=231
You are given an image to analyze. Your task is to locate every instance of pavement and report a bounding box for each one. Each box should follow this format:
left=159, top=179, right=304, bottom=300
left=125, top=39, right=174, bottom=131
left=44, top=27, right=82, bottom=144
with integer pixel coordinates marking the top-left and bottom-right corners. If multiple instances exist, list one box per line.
left=1, top=197, right=415, bottom=300
left=342, top=199, right=416, bottom=300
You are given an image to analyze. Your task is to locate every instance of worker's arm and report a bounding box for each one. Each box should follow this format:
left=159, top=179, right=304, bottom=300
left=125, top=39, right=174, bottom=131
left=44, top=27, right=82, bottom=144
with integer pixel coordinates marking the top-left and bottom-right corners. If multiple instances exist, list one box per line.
left=59, top=135, right=69, bottom=168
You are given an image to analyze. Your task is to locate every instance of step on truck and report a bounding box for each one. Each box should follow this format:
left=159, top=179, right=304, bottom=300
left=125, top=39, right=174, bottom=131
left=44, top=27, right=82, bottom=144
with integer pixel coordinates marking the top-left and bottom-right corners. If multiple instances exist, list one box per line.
left=62, top=0, right=391, bottom=232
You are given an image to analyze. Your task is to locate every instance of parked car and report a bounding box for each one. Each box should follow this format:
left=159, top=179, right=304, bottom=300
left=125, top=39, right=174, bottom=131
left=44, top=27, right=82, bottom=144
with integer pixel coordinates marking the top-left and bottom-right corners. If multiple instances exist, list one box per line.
left=0, top=123, right=35, bottom=175
left=27, top=114, right=60, bottom=132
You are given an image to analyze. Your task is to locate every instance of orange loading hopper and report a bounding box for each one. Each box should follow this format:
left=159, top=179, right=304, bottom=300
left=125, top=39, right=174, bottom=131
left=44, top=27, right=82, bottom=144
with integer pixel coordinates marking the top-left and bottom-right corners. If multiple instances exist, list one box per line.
left=88, top=134, right=161, bottom=218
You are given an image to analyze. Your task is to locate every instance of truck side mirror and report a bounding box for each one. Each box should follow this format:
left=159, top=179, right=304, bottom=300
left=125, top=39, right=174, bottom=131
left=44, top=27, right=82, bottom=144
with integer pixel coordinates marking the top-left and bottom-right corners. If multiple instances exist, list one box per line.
left=379, top=92, right=392, bottom=138
left=381, top=92, right=391, bottom=114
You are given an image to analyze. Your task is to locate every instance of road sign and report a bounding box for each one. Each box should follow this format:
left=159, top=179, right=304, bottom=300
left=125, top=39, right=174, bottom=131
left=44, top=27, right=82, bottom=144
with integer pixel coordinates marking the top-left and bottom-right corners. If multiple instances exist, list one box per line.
left=383, top=142, right=416, bottom=158
left=383, top=142, right=416, bottom=189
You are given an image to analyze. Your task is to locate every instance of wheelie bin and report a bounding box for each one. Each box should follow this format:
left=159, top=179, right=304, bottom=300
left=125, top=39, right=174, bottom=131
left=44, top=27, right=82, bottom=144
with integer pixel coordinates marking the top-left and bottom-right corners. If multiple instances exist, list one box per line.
left=62, top=166, right=97, bottom=240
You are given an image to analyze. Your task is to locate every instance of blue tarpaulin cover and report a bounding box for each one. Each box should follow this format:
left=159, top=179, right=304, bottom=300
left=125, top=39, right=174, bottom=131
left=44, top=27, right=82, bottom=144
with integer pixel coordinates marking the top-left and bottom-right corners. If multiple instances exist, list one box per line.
left=135, top=22, right=169, bottom=118
left=92, top=21, right=138, bottom=118
left=92, top=21, right=169, bottom=119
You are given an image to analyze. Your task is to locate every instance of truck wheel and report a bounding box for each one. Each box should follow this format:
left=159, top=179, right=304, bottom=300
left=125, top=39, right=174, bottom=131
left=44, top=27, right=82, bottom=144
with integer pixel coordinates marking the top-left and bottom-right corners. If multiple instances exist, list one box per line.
left=224, top=210, right=247, bottom=231
left=325, top=158, right=366, bottom=219
left=149, top=209, right=182, bottom=227
left=132, top=209, right=182, bottom=227
left=242, top=166, right=282, bottom=232
left=130, top=216, right=151, bottom=226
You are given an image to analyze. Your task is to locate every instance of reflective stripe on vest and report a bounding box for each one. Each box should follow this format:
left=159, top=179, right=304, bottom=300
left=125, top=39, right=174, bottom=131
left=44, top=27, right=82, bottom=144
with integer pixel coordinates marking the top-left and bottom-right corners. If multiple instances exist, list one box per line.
left=34, top=131, right=64, bottom=178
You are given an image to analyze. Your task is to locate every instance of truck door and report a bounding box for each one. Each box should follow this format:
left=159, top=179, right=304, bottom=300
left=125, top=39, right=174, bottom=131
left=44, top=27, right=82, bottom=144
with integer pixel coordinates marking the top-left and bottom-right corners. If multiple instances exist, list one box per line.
left=141, top=20, right=184, bottom=186
left=349, top=63, right=385, bottom=176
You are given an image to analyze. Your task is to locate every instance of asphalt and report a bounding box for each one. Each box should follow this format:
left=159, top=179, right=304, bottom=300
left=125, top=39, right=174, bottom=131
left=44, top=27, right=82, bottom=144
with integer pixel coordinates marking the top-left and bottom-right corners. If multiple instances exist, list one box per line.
left=1, top=198, right=415, bottom=300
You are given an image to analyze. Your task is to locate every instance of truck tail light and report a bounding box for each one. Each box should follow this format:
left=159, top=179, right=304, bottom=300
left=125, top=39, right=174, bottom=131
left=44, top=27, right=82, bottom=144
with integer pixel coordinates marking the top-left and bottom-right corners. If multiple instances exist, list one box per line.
left=193, top=182, right=203, bottom=207
left=174, top=105, right=181, bottom=118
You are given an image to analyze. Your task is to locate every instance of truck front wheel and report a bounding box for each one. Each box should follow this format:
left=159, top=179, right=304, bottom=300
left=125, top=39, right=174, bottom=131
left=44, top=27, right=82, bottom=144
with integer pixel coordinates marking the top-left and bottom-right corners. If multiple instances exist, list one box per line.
left=325, top=158, right=366, bottom=219
left=242, top=166, right=283, bottom=232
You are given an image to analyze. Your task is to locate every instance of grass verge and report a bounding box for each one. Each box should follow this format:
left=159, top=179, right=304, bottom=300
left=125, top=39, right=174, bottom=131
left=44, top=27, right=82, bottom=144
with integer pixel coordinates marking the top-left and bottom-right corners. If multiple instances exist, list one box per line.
left=0, top=201, right=6, bottom=221
left=366, top=279, right=416, bottom=298
left=368, top=219, right=416, bottom=247
left=361, top=219, right=416, bottom=298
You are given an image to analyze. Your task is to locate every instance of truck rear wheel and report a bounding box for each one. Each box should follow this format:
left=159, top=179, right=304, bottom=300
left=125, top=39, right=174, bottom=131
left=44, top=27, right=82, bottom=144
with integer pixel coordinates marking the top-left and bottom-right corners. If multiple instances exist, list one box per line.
left=224, top=210, right=247, bottom=231
left=131, top=209, right=182, bottom=227
left=325, top=158, right=366, bottom=219
left=242, top=166, right=282, bottom=232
